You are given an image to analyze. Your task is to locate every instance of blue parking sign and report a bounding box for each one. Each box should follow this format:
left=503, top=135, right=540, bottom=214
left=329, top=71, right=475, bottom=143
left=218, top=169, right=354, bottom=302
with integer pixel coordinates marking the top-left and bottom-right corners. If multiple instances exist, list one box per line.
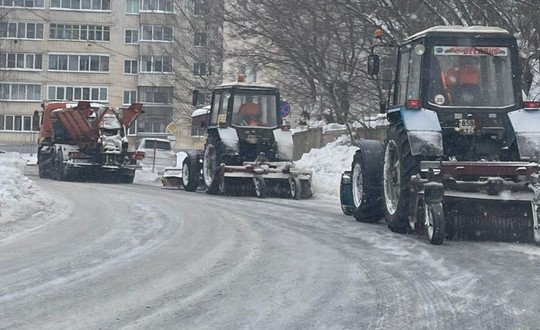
left=280, top=100, right=291, bottom=118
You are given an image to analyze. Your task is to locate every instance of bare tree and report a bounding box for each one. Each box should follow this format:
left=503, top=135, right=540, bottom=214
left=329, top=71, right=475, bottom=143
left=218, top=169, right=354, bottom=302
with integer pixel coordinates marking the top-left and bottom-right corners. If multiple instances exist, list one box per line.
left=224, top=0, right=379, bottom=128
left=224, top=0, right=540, bottom=131
left=166, top=0, right=224, bottom=120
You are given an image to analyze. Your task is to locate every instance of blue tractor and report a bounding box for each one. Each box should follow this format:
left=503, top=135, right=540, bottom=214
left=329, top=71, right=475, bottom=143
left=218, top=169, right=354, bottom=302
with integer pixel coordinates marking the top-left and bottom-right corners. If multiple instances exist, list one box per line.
left=340, top=26, right=540, bottom=245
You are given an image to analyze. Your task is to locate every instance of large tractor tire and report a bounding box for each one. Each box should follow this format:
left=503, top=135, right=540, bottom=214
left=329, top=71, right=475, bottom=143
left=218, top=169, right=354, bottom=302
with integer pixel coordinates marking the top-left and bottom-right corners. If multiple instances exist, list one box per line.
left=351, top=140, right=384, bottom=223
left=383, top=124, right=421, bottom=233
left=202, top=134, right=224, bottom=195
left=182, top=155, right=200, bottom=192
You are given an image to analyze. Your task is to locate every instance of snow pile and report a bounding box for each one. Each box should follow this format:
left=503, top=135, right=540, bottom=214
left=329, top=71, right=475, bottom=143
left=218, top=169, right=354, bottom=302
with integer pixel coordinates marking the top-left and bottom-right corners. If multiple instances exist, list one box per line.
left=134, top=151, right=188, bottom=185
left=295, top=135, right=357, bottom=200
left=134, top=167, right=161, bottom=184
left=0, top=153, right=55, bottom=226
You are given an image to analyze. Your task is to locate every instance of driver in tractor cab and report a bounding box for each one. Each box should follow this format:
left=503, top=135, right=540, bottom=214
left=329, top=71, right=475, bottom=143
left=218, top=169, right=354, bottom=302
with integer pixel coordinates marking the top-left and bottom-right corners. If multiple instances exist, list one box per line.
left=237, top=101, right=261, bottom=126
left=440, top=56, right=480, bottom=105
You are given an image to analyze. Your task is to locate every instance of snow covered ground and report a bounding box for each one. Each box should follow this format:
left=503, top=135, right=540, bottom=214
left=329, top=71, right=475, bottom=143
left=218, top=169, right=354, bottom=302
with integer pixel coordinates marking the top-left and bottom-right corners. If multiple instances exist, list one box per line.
left=0, top=136, right=357, bottom=239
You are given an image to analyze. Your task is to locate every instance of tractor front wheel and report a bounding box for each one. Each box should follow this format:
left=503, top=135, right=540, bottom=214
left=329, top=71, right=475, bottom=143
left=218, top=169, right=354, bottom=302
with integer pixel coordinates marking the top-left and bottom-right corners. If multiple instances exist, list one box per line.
left=182, top=155, right=200, bottom=192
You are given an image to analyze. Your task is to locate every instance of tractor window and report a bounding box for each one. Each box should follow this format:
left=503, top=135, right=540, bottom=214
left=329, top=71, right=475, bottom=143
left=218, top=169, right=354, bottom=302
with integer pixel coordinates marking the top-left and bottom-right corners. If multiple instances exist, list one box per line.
left=231, top=93, right=278, bottom=128
left=210, top=92, right=221, bottom=126
left=219, top=92, right=230, bottom=124
left=396, top=43, right=422, bottom=106
left=427, top=46, right=514, bottom=107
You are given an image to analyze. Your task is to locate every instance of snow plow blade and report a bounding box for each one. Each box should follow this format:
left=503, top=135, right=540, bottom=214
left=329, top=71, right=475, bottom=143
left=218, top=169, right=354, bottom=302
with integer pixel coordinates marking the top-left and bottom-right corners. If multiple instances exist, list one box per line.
left=445, top=195, right=536, bottom=243
left=412, top=161, right=540, bottom=245
left=218, top=161, right=313, bottom=199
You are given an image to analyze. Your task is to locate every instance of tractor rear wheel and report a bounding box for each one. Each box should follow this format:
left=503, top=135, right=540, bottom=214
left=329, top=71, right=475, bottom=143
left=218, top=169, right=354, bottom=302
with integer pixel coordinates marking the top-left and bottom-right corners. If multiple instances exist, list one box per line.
left=383, top=124, right=420, bottom=233
left=182, top=155, right=200, bottom=192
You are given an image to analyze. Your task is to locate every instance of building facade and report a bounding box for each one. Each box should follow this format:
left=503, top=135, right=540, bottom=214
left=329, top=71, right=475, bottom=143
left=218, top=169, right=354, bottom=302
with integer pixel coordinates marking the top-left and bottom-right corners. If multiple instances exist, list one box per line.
left=0, top=0, right=217, bottom=149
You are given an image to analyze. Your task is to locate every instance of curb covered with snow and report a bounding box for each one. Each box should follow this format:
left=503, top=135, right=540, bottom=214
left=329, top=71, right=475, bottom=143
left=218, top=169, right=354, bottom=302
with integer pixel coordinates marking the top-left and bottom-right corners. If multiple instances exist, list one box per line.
left=0, top=153, right=72, bottom=241
left=295, top=135, right=357, bottom=201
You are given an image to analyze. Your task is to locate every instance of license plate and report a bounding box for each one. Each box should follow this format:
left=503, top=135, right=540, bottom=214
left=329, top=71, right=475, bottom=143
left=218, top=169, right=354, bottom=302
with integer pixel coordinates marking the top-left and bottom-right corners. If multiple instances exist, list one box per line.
left=459, top=119, right=475, bottom=135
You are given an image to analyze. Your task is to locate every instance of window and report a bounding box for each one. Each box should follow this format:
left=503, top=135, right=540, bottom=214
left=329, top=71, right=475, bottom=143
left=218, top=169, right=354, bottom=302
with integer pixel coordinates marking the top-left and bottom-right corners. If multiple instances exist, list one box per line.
left=139, top=55, right=172, bottom=73
left=124, top=60, right=138, bottom=74
left=191, top=113, right=207, bottom=136
left=428, top=46, right=515, bottom=107
left=193, top=0, right=204, bottom=16
left=49, top=54, right=109, bottom=72
left=48, top=85, right=108, bottom=102
left=193, top=62, right=207, bottom=76
left=135, top=107, right=172, bottom=133
left=0, top=53, right=42, bottom=70
left=0, top=0, right=44, bottom=7
left=123, top=90, right=137, bottom=104
left=139, top=86, right=172, bottom=104
left=0, top=22, right=43, bottom=39
left=125, top=29, right=138, bottom=44
left=0, top=115, right=37, bottom=131
left=142, top=0, right=173, bottom=12
left=50, top=0, right=110, bottom=10
left=194, top=32, right=206, bottom=46
left=49, top=24, right=110, bottom=41
left=125, top=0, right=138, bottom=13
left=0, top=83, right=41, bottom=100
left=140, top=25, right=173, bottom=41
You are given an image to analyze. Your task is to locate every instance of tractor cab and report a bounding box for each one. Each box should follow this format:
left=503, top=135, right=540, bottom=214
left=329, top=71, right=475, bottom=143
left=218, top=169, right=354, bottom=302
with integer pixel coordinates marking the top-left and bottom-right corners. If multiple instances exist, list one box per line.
left=208, top=83, right=280, bottom=130
left=199, top=79, right=286, bottom=164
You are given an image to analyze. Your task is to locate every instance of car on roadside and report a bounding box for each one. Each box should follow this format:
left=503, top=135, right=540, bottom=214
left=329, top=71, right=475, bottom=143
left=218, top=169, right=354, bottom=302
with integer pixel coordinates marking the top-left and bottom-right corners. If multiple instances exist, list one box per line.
left=136, top=138, right=177, bottom=174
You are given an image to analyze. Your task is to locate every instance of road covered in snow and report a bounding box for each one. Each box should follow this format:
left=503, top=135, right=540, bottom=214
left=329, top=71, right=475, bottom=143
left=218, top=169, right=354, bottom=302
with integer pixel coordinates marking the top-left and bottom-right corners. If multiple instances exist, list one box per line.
left=1, top=144, right=540, bottom=329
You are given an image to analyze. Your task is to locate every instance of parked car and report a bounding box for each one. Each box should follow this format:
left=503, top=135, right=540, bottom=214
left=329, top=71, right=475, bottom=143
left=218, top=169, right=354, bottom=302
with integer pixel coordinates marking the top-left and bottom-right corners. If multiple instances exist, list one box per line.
left=136, top=138, right=177, bottom=173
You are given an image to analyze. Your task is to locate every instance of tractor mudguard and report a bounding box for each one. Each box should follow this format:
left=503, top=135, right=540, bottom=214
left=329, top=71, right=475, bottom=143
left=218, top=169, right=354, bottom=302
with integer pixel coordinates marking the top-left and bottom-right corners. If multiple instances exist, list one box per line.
left=273, top=129, right=293, bottom=161
left=217, top=127, right=239, bottom=155
left=508, top=109, right=540, bottom=161
left=400, top=108, right=444, bottom=157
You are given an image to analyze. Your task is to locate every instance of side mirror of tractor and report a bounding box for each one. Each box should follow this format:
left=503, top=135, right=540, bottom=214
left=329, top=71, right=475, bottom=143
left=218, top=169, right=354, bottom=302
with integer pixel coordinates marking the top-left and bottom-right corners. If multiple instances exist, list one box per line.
left=367, top=54, right=380, bottom=76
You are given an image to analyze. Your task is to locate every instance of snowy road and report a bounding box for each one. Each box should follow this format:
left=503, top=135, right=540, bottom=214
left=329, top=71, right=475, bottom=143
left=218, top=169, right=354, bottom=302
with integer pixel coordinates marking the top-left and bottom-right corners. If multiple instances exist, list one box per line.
left=1, top=179, right=540, bottom=329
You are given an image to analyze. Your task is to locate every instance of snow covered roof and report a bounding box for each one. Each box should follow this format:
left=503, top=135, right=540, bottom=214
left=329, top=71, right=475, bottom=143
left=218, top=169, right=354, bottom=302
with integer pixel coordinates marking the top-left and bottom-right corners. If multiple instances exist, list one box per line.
left=192, top=105, right=210, bottom=117
left=407, top=26, right=510, bottom=41
left=217, top=81, right=277, bottom=89
left=138, top=137, right=171, bottom=143
left=49, top=102, right=107, bottom=113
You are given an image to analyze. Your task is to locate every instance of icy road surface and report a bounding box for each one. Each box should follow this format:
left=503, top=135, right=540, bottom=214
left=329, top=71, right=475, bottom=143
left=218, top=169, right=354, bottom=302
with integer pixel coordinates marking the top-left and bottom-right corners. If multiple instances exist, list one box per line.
left=1, top=180, right=540, bottom=329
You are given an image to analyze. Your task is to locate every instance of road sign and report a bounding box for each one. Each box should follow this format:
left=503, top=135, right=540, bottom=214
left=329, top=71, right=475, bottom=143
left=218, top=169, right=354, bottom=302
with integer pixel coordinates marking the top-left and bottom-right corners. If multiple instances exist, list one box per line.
left=166, top=122, right=177, bottom=133
left=279, top=100, right=291, bottom=118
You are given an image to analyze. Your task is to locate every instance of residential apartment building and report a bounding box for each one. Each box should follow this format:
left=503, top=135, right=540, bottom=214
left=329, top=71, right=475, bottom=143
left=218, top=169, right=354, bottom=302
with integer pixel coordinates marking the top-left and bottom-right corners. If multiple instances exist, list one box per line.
left=0, top=0, right=218, bottom=149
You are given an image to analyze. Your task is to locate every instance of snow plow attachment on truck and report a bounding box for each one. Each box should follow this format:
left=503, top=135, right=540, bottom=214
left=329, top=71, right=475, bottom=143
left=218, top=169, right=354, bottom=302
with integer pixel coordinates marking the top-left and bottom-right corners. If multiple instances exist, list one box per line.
left=37, top=101, right=144, bottom=183
left=409, top=161, right=540, bottom=245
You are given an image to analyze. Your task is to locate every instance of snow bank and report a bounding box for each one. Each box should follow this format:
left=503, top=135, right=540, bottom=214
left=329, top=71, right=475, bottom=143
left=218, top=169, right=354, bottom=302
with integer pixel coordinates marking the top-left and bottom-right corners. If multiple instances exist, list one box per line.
left=134, top=151, right=187, bottom=185
left=295, top=135, right=357, bottom=201
left=0, top=153, right=60, bottom=237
